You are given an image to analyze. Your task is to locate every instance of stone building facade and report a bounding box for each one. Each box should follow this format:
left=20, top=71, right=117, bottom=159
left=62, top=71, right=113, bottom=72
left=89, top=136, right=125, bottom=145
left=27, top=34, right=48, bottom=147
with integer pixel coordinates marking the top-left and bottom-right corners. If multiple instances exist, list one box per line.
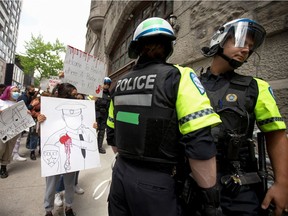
left=85, top=0, right=288, bottom=125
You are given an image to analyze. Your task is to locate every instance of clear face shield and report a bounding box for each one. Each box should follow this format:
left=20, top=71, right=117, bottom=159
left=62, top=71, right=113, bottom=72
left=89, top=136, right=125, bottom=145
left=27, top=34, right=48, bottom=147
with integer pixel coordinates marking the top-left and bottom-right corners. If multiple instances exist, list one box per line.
left=221, top=21, right=266, bottom=52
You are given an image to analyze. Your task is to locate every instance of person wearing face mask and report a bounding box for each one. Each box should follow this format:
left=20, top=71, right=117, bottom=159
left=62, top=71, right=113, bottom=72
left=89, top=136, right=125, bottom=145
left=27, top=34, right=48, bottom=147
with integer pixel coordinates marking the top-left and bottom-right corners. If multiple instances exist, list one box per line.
left=200, top=18, right=288, bottom=216
left=0, top=85, right=22, bottom=178
left=11, top=85, right=37, bottom=161
left=39, top=83, right=97, bottom=216
left=18, top=85, right=37, bottom=106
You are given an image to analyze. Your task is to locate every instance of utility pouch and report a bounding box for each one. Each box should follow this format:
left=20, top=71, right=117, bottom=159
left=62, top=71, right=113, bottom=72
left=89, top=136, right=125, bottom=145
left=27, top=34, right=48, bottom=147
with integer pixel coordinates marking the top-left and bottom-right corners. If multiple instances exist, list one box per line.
left=226, top=133, right=246, bottom=160
left=221, top=174, right=242, bottom=197
left=180, top=174, right=197, bottom=204
left=221, top=172, right=261, bottom=197
left=179, top=174, right=201, bottom=215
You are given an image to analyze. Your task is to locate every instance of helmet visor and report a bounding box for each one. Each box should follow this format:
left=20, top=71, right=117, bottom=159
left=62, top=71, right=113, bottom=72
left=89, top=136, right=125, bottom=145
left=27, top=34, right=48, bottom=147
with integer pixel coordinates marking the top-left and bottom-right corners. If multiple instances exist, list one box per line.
left=222, top=20, right=266, bottom=52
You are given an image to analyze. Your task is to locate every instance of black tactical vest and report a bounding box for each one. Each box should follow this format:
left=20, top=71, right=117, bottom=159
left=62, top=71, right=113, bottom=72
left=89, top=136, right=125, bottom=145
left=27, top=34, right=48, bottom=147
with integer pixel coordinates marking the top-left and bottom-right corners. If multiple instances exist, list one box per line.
left=95, top=90, right=111, bottom=115
left=201, top=72, right=257, bottom=169
left=112, top=63, right=181, bottom=164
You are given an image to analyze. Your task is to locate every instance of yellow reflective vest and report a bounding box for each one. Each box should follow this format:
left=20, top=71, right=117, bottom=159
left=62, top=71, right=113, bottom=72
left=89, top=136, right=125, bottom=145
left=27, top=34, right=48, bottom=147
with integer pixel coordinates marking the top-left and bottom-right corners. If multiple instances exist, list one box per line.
left=107, top=64, right=221, bottom=135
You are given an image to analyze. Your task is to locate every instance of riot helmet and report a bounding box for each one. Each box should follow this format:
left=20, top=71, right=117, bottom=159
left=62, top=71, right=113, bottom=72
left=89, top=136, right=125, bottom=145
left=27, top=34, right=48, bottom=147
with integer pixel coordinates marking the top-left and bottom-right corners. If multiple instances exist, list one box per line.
left=201, top=18, right=266, bottom=68
left=104, top=77, right=112, bottom=85
left=128, top=17, right=176, bottom=59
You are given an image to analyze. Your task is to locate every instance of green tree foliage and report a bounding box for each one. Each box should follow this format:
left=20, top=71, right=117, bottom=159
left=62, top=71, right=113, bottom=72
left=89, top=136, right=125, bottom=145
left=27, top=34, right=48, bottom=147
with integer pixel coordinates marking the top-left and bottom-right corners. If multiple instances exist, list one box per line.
left=18, top=34, right=66, bottom=82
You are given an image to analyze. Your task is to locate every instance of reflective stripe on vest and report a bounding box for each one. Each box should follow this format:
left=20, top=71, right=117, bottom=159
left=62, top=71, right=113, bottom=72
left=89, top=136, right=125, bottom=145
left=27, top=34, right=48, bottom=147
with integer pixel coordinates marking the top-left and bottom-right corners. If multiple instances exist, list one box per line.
left=174, top=65, right=221, bottom=135
left=254, top=78, right=286, bottom=132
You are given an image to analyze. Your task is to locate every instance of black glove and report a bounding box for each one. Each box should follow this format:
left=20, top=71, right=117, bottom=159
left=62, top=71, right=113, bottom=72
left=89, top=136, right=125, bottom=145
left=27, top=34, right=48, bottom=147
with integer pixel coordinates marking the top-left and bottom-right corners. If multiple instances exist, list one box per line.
left=198, top=185, right=223, bottom=216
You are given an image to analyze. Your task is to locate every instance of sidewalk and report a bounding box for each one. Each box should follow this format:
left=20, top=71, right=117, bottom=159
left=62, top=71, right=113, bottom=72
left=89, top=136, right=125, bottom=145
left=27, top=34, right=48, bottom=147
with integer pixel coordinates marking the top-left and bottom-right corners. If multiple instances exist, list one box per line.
left=0, top=134, right=114, bottom=216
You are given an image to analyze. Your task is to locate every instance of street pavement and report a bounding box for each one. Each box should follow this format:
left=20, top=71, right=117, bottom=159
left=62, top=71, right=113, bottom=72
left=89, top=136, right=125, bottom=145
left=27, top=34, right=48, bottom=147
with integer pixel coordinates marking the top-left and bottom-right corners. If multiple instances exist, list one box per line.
left=0, top=133, right=114, bottom=216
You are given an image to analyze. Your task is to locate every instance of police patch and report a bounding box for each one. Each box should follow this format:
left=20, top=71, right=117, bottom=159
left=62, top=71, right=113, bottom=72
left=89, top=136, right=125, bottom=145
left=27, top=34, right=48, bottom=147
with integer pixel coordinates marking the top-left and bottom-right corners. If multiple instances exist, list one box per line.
left=226, top=94, right=237, bottom=102
left=190, top=72, right=205, bottom=95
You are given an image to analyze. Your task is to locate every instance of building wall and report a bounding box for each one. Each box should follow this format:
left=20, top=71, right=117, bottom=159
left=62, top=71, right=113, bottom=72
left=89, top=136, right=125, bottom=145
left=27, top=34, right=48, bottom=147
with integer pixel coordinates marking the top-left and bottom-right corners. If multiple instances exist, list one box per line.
left=0, top=57, right=6, bottom=83
left=0, top=0, right=22, bottom=64
left=85, top=0, right=288, bottom=125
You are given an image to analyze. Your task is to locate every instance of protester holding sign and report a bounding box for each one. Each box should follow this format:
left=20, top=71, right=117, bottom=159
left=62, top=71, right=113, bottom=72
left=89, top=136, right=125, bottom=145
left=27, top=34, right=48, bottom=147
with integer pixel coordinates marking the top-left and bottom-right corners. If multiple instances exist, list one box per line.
left=12, top=84, right=37, bottom=162
left=0, top=86, right=21, bottom=178
left=40, top=83, right=80, bottom=216
left=63, top=45, right=107, bottom=97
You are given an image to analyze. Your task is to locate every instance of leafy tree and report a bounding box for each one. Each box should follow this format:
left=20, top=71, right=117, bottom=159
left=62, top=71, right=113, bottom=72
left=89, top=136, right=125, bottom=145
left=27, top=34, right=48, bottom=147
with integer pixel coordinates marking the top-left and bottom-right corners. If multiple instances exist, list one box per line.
left=18, top=34, right=66, bottom=83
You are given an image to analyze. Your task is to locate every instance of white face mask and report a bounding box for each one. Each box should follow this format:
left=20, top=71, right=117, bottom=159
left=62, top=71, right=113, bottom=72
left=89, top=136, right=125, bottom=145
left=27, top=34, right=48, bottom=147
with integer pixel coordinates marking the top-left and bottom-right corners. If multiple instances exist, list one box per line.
left=64, top=115, right=82, bottom=130
left=11, top=92, right=20, bottom=100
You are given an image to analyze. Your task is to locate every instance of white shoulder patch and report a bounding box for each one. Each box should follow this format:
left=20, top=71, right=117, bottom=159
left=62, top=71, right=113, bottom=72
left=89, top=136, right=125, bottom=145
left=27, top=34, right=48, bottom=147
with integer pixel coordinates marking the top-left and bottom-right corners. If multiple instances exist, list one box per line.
left=190, top=72, right=205, bottom=95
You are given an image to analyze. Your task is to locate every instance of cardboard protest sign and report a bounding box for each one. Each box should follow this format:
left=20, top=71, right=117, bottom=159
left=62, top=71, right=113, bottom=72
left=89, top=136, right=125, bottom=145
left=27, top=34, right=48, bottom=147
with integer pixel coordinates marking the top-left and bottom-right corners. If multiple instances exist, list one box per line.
left=0, top=100, right=35, bottom=143
left=40, top=76, right=62, bottom=93
left=40, top=96, right=101, bottom=177
left=62, top=45, right=106, bottom=97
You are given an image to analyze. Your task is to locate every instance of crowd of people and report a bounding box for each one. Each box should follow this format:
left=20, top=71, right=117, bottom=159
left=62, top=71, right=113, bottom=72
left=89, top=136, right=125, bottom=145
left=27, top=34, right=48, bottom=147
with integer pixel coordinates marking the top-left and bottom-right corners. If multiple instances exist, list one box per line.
left=1, top=16, right=288, bottom=216
left=0, top=78, right=111, bottom=216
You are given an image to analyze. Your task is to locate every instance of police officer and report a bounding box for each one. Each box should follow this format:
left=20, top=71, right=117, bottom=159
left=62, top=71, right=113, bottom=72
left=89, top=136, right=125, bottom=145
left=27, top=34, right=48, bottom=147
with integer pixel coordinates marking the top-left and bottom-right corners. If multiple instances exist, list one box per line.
left=200, top=18, right=288, bottom=216
left=95, top=77, right=111, bottom=154
left=106, top=17, right=222, bottom=216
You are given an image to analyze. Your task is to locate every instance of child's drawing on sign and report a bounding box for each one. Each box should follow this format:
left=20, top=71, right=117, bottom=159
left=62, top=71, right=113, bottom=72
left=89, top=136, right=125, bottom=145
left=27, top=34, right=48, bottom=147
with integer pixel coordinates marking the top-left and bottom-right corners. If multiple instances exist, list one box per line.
left=0, top=100, right=35, bottom=143
left=41, top=98, right=100, bottom=177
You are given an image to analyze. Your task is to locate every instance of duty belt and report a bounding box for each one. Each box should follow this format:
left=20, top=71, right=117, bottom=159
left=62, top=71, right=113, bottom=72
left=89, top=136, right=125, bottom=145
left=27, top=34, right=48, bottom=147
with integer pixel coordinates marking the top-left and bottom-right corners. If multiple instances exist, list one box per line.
left=221, top=172, right=262, bottom=186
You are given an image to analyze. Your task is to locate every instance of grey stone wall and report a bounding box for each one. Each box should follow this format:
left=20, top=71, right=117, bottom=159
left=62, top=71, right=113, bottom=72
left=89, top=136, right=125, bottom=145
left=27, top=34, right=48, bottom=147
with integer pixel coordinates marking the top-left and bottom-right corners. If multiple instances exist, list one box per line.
left=169, top=1, right=288, bottom=127
left=85, top=0, right=288, bottom=126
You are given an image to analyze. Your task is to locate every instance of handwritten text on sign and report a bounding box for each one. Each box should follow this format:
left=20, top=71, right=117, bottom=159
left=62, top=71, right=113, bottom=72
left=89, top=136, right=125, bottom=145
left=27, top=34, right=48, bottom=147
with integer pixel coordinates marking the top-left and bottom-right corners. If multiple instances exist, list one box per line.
left=0, top=100, right=35, bottom=143
left=63, top=46, right=106, bottom=97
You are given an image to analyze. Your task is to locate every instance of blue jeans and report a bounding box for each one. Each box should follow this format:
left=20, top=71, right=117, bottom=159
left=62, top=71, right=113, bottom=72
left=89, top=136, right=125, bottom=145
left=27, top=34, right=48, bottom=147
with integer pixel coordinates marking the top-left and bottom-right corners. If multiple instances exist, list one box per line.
left=29, top=133, right=39, bottom=150
left=56, top=171, right=80, bottom=193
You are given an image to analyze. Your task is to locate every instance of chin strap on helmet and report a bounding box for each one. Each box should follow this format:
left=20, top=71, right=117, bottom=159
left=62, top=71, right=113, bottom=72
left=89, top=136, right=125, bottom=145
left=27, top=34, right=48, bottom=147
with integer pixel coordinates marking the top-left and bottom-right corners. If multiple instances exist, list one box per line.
left=202, top=46, right=245, bottom=69
left=218, top=52, right=245, bottom=69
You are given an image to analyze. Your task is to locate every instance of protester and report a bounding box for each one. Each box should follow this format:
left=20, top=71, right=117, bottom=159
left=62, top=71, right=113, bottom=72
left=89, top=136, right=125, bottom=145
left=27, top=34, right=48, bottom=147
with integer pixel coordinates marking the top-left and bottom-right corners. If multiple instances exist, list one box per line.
left=28, top=96, right=41, bottom=160
left=12, top=84, right=37, bottom=161
left=106, top=17, right=222, bottom=216
left=75, top=93, right=85, bottom=100
left=54, top=92, right=87, bottom=207
left=200, top=18, right=288, bottom=216
left=40, top=83, right=78, bottom=216
left=95, top=77, right=111, bottom=154
left=0, top=86, right=22, bottom=178
left=40, top=83, right=99, bottom=216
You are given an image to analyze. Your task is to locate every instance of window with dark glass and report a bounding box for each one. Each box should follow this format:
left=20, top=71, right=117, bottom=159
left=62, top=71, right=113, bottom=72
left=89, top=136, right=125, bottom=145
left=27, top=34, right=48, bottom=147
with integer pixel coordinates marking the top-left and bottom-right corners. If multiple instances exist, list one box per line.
left=110, top=0, right=173, bottom=73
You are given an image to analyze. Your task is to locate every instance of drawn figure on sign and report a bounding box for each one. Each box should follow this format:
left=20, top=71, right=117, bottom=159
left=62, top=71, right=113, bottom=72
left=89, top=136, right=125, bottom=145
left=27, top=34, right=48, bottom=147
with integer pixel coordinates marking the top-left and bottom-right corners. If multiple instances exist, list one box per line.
left=42, top=101, right=97, bottom=173
left=42, top=144, right=60, bottom=172
left=0, top=102, right=25, bottom=126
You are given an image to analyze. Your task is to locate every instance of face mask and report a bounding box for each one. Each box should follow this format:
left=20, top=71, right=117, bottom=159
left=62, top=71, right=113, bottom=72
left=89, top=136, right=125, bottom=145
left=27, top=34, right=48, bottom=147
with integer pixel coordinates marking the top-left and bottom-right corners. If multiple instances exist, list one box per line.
left=12, top=92, right=20, bottom=100
left=29, top=91, right=35, bottom=96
